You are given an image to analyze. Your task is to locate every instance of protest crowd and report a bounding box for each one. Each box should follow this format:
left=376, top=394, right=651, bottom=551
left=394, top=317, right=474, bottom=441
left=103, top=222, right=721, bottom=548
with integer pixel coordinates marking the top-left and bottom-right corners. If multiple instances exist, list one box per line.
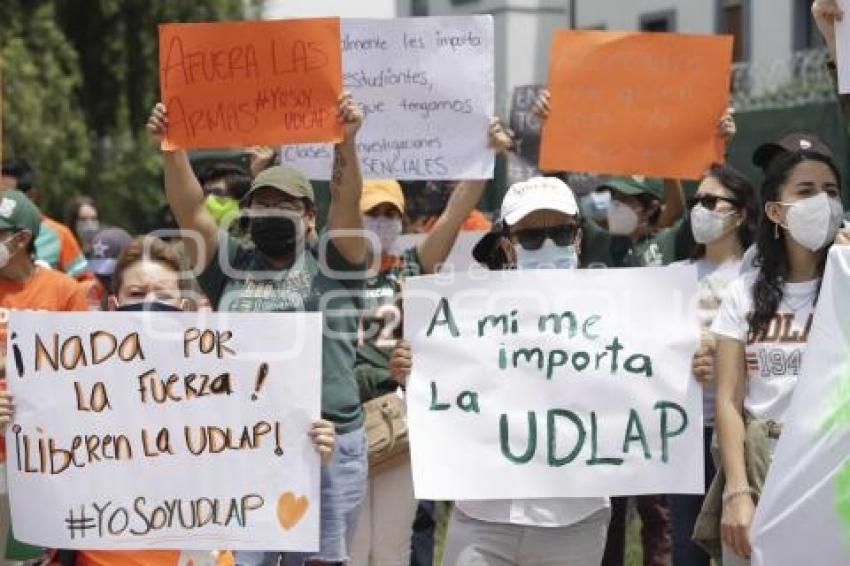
left=1, top=0, right=850, bottom=565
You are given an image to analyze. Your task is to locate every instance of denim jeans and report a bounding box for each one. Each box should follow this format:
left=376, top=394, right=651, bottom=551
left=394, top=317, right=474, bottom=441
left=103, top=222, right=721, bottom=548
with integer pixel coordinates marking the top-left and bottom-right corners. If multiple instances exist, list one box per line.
left=235, top=426, right=368, bottom=566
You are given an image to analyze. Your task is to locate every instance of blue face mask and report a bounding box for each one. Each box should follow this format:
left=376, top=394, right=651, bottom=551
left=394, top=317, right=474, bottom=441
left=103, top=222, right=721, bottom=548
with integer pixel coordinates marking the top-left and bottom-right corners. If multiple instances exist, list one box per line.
left=514, top=240, right=579, bottom=270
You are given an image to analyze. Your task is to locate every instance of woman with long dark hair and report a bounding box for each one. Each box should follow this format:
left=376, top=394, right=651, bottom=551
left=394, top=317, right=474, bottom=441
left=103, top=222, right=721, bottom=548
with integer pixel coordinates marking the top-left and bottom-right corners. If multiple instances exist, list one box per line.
left=669, top=163, right=757, bottom=566
left=712, top=150, right=848, bottom=565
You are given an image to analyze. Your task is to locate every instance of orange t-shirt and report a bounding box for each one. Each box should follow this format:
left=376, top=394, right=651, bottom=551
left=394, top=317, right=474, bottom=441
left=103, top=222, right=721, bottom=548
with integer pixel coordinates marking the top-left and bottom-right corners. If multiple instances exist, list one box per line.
left=39, top=215, right=94, bottom=282
left=77, top=550, right=234, bottom=566
left=424, top=209, right=493, bottom=233
left=0, top=266, right=89, bottom=459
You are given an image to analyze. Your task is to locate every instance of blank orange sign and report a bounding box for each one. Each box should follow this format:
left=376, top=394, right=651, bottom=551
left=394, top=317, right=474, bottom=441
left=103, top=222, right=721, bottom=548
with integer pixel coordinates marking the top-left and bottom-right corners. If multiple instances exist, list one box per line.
left=540, top=30, right=733, bottom=179
left=159, top=18, right=343, bottom=150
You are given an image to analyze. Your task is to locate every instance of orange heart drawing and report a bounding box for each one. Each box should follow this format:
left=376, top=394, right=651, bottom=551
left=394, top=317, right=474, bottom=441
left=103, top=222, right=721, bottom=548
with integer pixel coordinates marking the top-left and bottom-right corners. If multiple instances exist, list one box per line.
left=276, top=491, right=309, bottom=530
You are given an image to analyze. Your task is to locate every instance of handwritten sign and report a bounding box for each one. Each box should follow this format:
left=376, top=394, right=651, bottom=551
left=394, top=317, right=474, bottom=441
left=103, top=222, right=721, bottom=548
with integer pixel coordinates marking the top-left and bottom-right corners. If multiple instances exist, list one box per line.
left=540, top=30, right=732, bottom=179
left=279, top=16, right=495, bottom=180
left=404, top=266, right=702, bottom=499
left=5, top=312, right=322, bottom=551
left=390, top=231, right=486, bottom=274
left=751, top=247, right=850, bottom=565
left=158, top=18, right=343, bottom=150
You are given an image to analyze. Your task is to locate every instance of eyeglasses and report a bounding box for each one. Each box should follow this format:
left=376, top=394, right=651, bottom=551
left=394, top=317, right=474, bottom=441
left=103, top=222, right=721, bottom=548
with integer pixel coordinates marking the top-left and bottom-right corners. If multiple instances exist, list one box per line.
left=691, top=195, right=741, bottom=211
left=251, top=200, right=306, bottom=213
left=513, top=225, right=577, bottom=250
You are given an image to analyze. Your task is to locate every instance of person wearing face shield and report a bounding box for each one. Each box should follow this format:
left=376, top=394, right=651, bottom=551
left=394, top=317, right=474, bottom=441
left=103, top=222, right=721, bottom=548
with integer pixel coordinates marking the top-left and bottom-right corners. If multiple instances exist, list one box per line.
left=147, top=92, right=369, bottom=566
left=0, top=190, right=89, bottom=561
left=390, top=177, right=610, bottom=566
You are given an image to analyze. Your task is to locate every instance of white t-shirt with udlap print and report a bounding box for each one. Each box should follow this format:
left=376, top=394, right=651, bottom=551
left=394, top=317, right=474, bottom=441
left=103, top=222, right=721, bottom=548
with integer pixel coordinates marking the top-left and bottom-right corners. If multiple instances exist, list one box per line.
left=711, top=272, right=818, bottom=423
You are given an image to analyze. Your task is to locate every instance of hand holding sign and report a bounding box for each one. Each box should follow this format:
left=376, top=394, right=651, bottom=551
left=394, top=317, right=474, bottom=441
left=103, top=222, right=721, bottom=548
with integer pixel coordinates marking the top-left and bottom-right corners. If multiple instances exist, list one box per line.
left=812, top=0, right=843, bottom=60
left=540, top=30, right=732, bottom=179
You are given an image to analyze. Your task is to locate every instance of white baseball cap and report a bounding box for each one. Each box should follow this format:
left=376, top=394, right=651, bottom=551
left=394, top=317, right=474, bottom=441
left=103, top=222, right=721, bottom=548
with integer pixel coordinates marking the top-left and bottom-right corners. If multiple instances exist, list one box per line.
left=500, top=176, right=579, bottom=225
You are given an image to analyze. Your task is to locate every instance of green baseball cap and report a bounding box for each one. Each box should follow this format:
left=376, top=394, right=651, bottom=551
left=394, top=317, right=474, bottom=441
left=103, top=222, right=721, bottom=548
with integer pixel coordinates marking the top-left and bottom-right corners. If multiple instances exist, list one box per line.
left=0, top=190, right=42, bottom=237
left=599, top=176, right=664, bottom=200
left=242, top=165, right=315, bottom=204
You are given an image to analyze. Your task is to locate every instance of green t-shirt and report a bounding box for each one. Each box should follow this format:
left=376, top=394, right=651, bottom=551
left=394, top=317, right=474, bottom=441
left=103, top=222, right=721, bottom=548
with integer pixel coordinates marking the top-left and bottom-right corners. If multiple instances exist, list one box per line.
left=197, top=232, right=365, bottom=433
left=355, top=246, right=422, bottom=402
left=580, top=217, right=688, bottom=267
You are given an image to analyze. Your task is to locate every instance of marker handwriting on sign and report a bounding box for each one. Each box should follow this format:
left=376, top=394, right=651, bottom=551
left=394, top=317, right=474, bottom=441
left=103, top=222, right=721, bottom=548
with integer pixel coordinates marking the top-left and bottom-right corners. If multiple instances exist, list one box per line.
left=64, top=494, right=265, bottom=540
left=159, top=18, right=343, bottom=149
left=11, top=419, right=285, bottom=476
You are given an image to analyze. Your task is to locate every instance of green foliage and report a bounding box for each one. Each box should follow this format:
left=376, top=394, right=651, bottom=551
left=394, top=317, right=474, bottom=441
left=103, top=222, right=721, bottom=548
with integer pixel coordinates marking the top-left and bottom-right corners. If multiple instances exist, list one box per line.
left=0, top=1, right=90, bottom=216
left=1, top=0, right=261, bottom=232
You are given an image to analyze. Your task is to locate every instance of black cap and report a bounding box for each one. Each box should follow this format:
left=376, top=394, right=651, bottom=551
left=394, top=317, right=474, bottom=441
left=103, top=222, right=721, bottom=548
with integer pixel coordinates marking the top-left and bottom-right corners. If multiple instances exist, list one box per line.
left=752, top=133, right=833, bottom=170
left=472, top=222, right=510, bottom=270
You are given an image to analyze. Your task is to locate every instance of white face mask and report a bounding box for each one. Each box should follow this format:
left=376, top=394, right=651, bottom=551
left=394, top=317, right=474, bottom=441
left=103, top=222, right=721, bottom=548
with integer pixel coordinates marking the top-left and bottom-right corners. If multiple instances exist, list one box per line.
left=586, top=190, right=611, bottom=221
left=607, top=200, right=639, bottom=235
left=364, top=216, right=403, bottom=255
left=690, top=203, right=735, bottom=244
left=76, top=219, right=100, bottom=246
left=514, top=240, right=579, bottom=270
left=782, top=192, right=845, bottom=251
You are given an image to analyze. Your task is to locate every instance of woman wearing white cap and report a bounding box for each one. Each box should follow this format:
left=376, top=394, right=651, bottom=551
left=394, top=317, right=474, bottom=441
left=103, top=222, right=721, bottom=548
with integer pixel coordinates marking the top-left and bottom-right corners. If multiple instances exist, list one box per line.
left=390, top=177, right=610, bottom=566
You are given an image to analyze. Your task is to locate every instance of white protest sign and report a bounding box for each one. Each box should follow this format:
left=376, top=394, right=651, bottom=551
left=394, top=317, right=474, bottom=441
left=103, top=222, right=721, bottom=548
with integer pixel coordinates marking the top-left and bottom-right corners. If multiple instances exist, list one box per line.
left=5, top=312, right=322, bottom=551
left=391, top=231, right=487, bottom=273
left=836, top=0, right=850, bottom=93
left=751, top=247, right=850, bottom=565
left=280, top=16, right=495, bottom=180
left=404, top=266, right=702, bottom=500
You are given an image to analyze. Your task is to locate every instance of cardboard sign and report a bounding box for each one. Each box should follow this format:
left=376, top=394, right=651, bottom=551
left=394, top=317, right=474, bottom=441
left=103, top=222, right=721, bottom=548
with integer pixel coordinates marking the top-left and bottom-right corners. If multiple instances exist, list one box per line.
left=751, top=247, right=850, bottom=565
left=404, top=266, right=702, bottom=500
left=159, top=18, right=343, bottom=150
left=540, top=30, right=732, bottom=179
left=279, top=16, right=495, bottom=180
left=6, top=312, right=322, bottom=551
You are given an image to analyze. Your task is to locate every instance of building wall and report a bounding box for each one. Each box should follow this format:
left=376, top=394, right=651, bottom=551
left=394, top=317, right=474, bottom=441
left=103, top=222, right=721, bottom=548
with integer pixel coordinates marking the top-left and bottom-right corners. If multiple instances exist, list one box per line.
left=575, top=0, right=714, bottom=34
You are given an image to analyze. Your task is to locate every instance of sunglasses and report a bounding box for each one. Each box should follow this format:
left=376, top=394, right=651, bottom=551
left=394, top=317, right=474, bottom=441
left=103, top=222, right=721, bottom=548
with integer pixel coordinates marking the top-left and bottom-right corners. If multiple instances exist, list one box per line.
left=691, top=194, right=741, bottom=211
left=513, top=225, right=577, bottom=250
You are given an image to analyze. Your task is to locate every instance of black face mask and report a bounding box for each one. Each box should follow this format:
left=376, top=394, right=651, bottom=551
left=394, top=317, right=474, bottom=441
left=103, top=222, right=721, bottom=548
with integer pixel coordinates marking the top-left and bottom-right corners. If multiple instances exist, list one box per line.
left=116, top=301, right=182, bottom=312
left=250, top=216, right=298, bottom=258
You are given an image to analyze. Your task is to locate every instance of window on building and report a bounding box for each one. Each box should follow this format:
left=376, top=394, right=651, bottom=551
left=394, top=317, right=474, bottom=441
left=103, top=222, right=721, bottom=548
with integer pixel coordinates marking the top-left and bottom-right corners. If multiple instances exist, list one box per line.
left=718, top=0, right=748, bottom=61
left=411, top=0, right=428, bottom=16
left=639, top=10, right=676, bottom=32
left=794, top=0, right=825, bottom=50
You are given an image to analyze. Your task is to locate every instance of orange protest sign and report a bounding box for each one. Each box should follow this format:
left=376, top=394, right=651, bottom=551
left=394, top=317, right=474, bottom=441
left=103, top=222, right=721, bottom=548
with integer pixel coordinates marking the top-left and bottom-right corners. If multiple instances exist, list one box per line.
left=159, top=18, right=343, bottom=150
left=540, top=30, right=733, bottom=179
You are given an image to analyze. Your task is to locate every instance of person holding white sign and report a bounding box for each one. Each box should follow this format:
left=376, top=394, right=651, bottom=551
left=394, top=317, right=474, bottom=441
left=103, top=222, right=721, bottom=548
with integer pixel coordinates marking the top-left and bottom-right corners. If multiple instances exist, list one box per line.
left=669, top=163, right=758, bottom=566
left=351, top=120, right=511, bottom=566
left=147, top=94, right=366, bottom=566
left=0, top=235, right=337, bottom=566
left=711, top=149, right=849, bottom=565
left=391, top=177, right=610, bottom=566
